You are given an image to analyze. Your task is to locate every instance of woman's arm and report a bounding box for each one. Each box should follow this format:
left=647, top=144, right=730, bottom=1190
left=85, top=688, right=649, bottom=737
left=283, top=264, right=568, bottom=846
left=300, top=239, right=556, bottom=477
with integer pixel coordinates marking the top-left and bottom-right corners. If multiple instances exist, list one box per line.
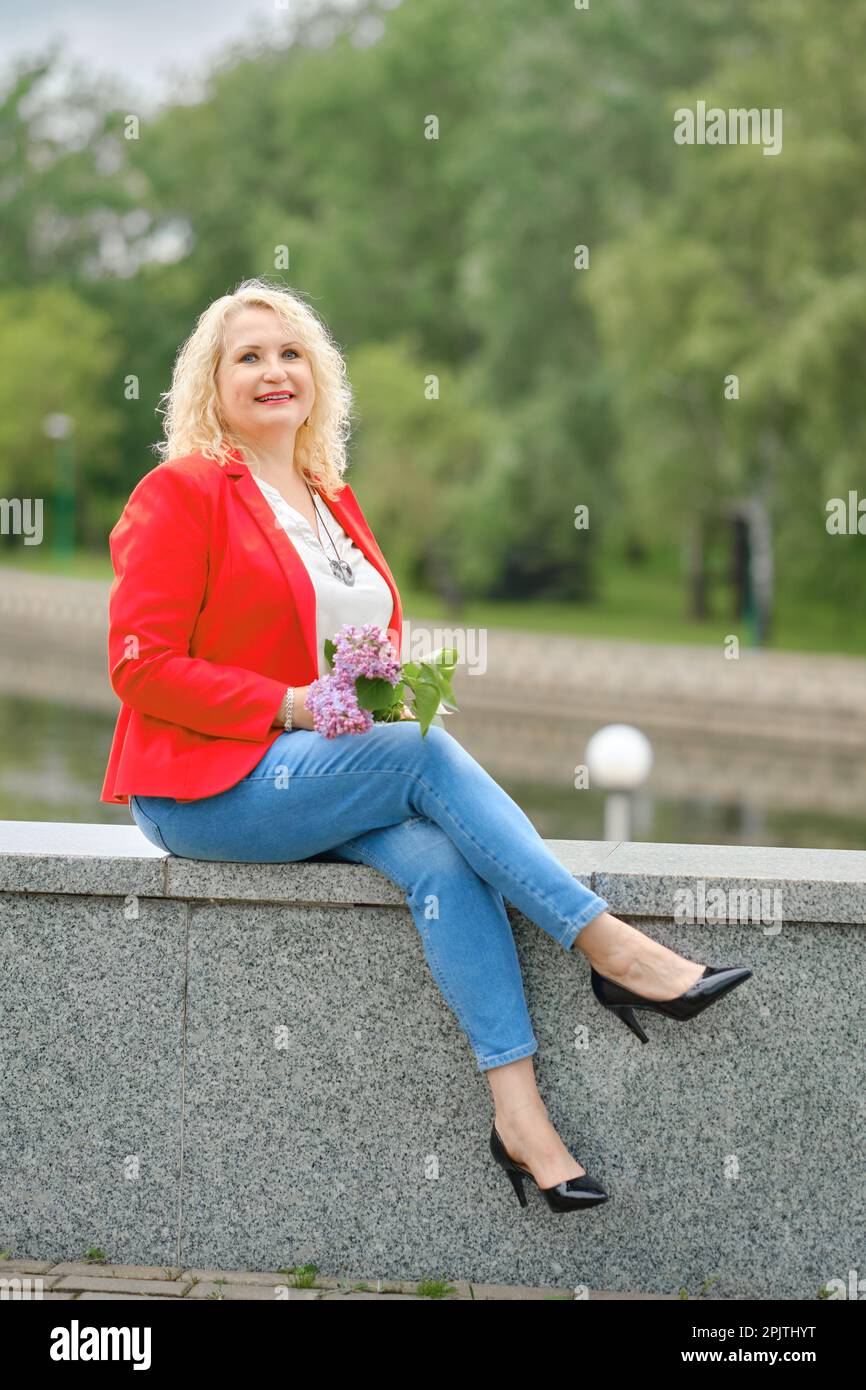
left=108, top=465, right=289, bottom=740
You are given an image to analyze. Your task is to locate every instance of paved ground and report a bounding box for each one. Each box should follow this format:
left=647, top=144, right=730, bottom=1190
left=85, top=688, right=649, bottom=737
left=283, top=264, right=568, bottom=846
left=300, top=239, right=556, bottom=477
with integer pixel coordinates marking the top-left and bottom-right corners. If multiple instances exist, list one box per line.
left=0, top=1258, right=684, bottom=1300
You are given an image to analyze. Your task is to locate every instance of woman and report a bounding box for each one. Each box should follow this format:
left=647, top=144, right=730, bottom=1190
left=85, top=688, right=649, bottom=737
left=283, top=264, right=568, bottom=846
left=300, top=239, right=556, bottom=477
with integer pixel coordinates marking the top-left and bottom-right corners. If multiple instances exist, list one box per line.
left=101, top=277, right=752, bottom=1214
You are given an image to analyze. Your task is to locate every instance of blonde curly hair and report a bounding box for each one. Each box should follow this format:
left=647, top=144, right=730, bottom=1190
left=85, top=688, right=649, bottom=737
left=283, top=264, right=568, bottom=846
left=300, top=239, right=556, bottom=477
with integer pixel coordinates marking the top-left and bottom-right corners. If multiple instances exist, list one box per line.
left=153, top=276, right=353, bottom=499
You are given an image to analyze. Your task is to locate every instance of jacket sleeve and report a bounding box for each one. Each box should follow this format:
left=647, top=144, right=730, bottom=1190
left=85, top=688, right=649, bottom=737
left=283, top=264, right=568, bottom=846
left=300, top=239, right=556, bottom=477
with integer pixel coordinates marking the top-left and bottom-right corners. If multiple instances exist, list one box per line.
left=107, top=464, right=288, bottom=739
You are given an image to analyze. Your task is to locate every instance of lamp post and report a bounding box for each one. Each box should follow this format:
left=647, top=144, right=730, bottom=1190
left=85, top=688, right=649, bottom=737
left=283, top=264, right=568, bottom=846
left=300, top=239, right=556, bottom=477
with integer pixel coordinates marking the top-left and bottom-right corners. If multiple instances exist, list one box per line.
left=43, top=413, right=75, bottom=563
left=585, top=723, right=653, bottom=841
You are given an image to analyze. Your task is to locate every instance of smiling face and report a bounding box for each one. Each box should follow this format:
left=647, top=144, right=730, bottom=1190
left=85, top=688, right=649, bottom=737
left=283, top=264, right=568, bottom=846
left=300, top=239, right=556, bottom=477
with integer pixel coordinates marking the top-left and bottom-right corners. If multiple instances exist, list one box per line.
left=215, top=304, right=316, bottom=459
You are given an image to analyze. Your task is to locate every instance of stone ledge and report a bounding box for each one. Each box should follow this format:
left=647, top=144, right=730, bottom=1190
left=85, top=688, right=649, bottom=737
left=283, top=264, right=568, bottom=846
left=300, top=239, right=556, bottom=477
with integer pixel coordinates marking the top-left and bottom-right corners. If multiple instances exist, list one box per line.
left=2, top=821, right=865, bottom=923
left=2, top=819, right=863, bottom=1298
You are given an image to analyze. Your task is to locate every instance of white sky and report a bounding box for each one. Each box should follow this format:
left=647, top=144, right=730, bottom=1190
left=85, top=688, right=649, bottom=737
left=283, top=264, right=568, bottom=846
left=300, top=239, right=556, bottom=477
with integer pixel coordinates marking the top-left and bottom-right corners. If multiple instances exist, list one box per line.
left=1, top=0, right=391, bottom=112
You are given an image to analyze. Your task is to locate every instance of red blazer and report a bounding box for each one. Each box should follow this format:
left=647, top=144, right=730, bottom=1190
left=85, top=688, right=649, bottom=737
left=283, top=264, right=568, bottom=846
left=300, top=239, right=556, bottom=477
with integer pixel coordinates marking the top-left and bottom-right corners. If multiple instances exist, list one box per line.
left=100, top=448, right=403, bottom=805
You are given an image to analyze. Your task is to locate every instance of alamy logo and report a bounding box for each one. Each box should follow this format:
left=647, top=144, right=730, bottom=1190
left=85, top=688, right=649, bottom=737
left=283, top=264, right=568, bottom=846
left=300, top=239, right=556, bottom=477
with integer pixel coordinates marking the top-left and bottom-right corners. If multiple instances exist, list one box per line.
left=673, top=879, right=783, bottom=932
left=674, top=102, right=782, bottom=156
left=0, top=497, right=43, bottom=544
left=49, top=1320, right=152, bottom=1370
left=826, top=491, right=866, bottom=534
left=0, top=1274, right=44, bottom=1298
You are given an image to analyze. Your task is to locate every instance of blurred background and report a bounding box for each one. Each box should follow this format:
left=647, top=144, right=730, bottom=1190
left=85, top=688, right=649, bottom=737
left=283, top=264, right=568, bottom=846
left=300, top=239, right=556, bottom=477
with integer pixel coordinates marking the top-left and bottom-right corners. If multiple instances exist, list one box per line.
left=0, top=0, right=864, bottom=846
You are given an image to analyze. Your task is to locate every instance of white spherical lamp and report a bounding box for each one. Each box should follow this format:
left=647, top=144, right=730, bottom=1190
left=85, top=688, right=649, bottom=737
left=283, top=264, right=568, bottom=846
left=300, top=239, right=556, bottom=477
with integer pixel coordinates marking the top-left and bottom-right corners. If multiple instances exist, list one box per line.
left=585, top=724, right=653, bottom=840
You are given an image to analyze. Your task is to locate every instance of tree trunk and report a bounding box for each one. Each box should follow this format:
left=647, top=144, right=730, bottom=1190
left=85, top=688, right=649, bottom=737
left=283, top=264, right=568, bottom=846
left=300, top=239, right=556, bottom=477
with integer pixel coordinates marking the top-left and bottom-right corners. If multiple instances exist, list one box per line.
left=686, top=518, right=709, bottom=621
left=425, top=543, right=463, bottom=618
left=746, top=492, right=774, bottom=645
left=730, top=513, right=750, bottom=623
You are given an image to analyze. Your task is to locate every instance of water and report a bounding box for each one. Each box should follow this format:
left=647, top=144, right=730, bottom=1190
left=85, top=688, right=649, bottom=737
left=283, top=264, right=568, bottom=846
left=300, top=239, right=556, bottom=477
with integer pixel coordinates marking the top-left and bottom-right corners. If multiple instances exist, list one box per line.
left=1, top=695, right=864, bottom=850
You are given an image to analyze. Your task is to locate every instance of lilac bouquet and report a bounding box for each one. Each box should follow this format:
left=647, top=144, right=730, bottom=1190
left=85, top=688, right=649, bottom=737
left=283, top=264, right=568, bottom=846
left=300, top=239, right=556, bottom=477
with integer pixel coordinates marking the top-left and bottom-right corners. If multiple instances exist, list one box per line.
left=305, top=622, right=459, bottom=738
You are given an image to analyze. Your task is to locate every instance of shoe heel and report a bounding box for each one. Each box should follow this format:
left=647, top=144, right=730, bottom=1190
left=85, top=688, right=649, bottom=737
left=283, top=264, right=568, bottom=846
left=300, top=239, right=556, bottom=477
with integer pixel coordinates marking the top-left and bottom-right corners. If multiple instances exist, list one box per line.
left=505, top=1168, right=528, bottom=1208
left=609, top=1004, right=649, bottom=1044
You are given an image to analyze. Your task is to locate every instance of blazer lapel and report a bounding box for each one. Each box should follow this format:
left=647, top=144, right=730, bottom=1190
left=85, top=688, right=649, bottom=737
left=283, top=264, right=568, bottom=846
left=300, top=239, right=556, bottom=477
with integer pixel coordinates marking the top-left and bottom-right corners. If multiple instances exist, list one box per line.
left=221, top=449, right=401, bottom=675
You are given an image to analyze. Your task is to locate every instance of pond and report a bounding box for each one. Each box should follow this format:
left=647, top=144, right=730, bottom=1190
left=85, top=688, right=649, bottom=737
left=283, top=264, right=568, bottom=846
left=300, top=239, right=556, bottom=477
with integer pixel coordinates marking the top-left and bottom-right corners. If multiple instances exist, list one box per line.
left=1, top=695, right=863, bottom=851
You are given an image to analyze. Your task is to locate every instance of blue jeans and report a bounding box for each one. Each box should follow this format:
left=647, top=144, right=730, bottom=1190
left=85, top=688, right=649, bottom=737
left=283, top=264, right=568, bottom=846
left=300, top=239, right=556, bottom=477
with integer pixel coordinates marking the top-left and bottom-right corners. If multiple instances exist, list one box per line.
left=129, top=721, right=609, bottom=1073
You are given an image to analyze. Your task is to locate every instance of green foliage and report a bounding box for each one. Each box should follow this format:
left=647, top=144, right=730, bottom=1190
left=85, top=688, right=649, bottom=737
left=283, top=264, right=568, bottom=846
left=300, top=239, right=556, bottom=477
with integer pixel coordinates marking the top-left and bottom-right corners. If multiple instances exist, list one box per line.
left=0, top=284, right=124, bottom=546
left=2, top=0, right=863, bottom=628
left=398, top=649, right=460, bottom=733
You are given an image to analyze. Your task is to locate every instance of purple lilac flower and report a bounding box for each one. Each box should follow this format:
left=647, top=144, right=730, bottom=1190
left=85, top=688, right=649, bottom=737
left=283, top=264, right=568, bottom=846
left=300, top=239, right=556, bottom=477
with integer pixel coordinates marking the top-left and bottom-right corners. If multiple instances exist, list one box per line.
left=331, top=622, right=402, bottom=684
left=306, top=671, right=374, bottom=738
left=305, top=623, right=402, bottom=738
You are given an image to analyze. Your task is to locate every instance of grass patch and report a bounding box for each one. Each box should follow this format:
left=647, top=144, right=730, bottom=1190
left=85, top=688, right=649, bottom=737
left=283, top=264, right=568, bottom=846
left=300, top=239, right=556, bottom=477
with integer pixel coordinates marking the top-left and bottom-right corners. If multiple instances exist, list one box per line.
left=3, top=545, right=864, bottom=655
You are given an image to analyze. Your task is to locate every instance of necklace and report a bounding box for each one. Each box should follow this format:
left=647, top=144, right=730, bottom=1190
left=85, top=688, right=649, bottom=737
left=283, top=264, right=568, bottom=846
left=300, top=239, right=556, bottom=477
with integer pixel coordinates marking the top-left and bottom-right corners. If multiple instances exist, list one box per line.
left=305, top=480, right=355, bottom=586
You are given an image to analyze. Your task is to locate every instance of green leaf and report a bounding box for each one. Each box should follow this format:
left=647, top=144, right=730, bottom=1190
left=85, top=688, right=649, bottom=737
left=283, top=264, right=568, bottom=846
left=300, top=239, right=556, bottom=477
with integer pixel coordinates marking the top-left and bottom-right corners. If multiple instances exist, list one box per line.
left=372, top=680, right=406, bottom=721
left=355, top=675, right=401, bottom=711
left=411, top=680, right=442, bottom=732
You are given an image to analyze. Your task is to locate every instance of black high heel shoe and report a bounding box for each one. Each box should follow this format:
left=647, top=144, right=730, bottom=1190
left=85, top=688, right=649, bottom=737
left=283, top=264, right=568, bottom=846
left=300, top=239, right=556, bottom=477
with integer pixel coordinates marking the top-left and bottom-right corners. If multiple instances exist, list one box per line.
left=490, top=1124, right=609, bottom=1212
left=591, top=962, right=753, bottom=1043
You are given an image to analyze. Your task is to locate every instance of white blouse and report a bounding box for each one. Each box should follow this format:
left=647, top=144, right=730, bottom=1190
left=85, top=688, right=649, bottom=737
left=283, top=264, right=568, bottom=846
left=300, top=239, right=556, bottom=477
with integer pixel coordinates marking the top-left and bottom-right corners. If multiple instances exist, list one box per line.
left=252, top=475, right=395, bottom=678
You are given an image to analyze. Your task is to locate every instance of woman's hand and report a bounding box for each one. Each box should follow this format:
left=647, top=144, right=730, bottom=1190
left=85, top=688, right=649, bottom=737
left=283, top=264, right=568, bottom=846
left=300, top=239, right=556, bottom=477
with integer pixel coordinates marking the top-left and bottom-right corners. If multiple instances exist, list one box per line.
left=292, top=685, right=317, bottom=731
